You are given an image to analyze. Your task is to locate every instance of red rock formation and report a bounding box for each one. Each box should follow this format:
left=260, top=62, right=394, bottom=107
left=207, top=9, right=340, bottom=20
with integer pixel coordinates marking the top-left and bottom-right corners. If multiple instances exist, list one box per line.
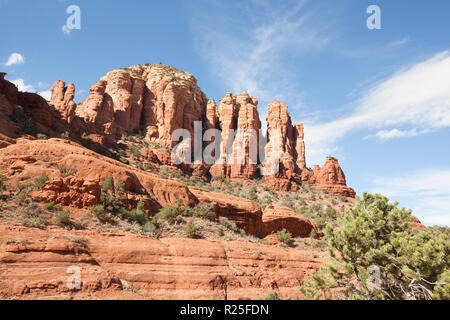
left=294, top=124, right=306, bottom=170
left=189, top=187, right=262, bottom=236
left=262, top=204, right=322, bottom=238
left=0, top=224, right=324, bottom=300
left=76, top=64, right=207, bottom=146
left=310, top=157, right=356, bottom=197
left=264, top=101, right=300, bottom=181
left=209, top=92, right=261, bottom=179
left=50, top=80, right=77, bottom=125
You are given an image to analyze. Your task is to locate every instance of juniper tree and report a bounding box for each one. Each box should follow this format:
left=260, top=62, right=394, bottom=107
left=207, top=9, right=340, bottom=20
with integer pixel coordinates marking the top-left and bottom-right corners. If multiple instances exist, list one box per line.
left=299, top=193, right=449, bottom=300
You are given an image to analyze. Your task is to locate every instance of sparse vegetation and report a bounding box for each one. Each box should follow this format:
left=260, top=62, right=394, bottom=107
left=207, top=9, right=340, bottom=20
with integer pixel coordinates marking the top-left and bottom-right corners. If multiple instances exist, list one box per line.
left=265, top=292, right=281, bottom=300
left=275, top=229, right=292, bottom=246
left=34, top=172, right=49, bottom=189
left=300, top=193, right=450, bottom=300
left=185, top=223, right=198, bottom=238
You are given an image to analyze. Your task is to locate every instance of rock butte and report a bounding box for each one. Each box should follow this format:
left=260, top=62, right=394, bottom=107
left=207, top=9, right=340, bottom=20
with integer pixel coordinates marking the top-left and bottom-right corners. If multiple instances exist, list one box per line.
left=0, top=64, right=371, bottom=300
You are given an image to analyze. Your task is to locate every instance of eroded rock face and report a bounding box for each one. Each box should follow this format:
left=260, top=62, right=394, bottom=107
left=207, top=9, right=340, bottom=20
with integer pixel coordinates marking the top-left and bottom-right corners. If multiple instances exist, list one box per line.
left=265, top=101, right=300, bottom=181
left=189, top=187, right=262, bottom=236
left=0, top=224, right=324, bottom=300
left=50, top=80, right=77, bottom=124
left=310, top=157, right=356, bottom=197
left=262, top=204, right=322, bottom=238
left=77, top=64, right=207, bottom=147
left=209, top=92, right=261, bottom=179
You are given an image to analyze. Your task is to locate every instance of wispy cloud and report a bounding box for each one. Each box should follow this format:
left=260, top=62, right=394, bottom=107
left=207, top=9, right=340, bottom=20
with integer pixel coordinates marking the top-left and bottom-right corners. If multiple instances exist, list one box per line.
left=10, top=78, right=51, bottom=100
left=189, top=0, right=331, bottom=120
left=364, top=128, right=431, bottom=140
left=4, top=52, right=25, bottom=66
left=305, top=51, right=450, bottom=163
left=11, top=78, right=34, bottom=92
left=372, top=169, right=450, bottom=226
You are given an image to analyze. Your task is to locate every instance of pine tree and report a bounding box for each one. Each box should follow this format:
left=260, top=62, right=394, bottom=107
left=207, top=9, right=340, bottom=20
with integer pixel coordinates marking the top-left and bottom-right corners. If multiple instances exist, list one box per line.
left=299, top=193, right=450, bottom=300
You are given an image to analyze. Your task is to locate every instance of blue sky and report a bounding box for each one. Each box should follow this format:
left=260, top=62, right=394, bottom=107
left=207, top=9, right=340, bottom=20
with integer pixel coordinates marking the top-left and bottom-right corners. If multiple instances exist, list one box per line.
left=1, top=0, right=450, bottom=226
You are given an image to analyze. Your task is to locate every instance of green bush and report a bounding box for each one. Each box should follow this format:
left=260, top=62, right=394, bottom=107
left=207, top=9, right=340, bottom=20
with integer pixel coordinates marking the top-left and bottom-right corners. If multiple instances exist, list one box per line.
left=185, top=223, right=198, bottom=239
left=61, top=131, right=70, bottom=140
left=0, top=174, right=6, bottom=192
left=36, top=133, right=48, bottom=140
left=54, top=210, right=71, bottom=228
left=310, top=228, right=318, bottom=239
left=275, top=229, right=292, bottom=246
left=34, top=173, right=49, bottom=189
left=90, top=204, right=107, bottom=220
left=265, top=292, right=280, bottom=300
left=59, top=165, right=77, bottom=178
left=154, top=205, right=183, bottom=224
left=299, top=193, right=450, bottom=300
left=22, top=218, right=44, bottom=229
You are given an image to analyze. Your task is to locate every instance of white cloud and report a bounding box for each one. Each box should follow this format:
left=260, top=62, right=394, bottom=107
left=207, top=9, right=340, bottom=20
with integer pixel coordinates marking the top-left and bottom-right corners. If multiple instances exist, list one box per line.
left=5, top=52, right=25, bottom=66
left=372, top=169, right=450, bottom=226
left=10, top=78, right=34, bottom=92
left=364, top=128, right=431, bottom=140
left=305, top=51, right=450, bottom=163
left=38, top=90, right=51, bottom=101
left=189, top=0, right=331, bottom=120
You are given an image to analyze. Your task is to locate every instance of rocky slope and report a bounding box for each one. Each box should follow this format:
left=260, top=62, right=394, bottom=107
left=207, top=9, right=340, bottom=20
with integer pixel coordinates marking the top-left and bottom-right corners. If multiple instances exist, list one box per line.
left=0, top=64, right=362, bottom=300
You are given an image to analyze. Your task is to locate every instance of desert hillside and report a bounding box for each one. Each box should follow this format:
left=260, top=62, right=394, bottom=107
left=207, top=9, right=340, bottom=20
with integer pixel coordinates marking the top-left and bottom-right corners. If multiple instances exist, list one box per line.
left=0, top=65, right=447, bottom=300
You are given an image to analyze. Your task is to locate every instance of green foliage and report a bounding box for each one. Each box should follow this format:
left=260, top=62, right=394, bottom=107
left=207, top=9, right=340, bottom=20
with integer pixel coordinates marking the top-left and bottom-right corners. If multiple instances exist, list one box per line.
left=185, top=203, right=216, bottom=221
left=44, top=202, right=62, bottom=212
left=219, top=217, right=246, bottom=236
left=90, top=204, right=107, bottom=220
left=299, top=193, right=450, bottom=300
left=125, top=200, right=147, bottom=225
left=185, top=223, right=198, bottom=239
left=275, top=229, right=292, bottom=246
left=129, top=143, right=141, bottom=158
left=22, top=218, right=44, bottom=229
left=154, top=205, right=183, bottom=225
left=61, top=131, right=70, bottom=140
left=101, top=177, right=114, bottom=193
left=59, top=165, right=77, bottom=178
left=54, top=209, right=71, bottom=228
left=34, top=172, right=49, bottom=189
left=36, top=133, right=48, bottom=140
left=265, top=292, right=281, bottom=300
left=0, top=174, right=6, bottom=192
left=310, top=228, right=318, bottom=239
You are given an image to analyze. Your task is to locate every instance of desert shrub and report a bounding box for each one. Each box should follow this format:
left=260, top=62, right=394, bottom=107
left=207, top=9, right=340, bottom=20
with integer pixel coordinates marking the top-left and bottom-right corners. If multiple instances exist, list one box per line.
left=275, top=229, right=292, bottom=246
left=299, top=193, right=450, bottom=300
left=54, top=209, right=71, bottom=228
left=154, top=205, right=183, bottom=224
left=14, top=181, right=35, bottom=204
left=219, top=217, right=246, bottom=235
left=22, top=218, right=44, bottom=229
left=90, top=204, right=107, bottom=220
left=265, top=292, right=280, bottom=300
left=65, top=235, right=85, bottom=245
left=0, top=174, right=6, bottom=192
left=187, top=203, right=216, bottom=221
left=310, top=228, right=318, bottom=239
left=217, top=226, right=225, bottom=236
left=36, top=133, right=48, bottom=140
left=44, top=202, right=57, bottom=211
left=143, top=221, right=159, bottom=238
left=61, top=131, right=70, bottom=140
left=129, top=143, right=141, bottom=158
left=325, top=206, right=337, bottom=219
left=24, top=201, right=41, bottom=217
left=59, top=165, right=77, bottom=178
left=185, top=223, right=198, bottom=239
left=247, top=186, right=258, bottom=201
left=126, top=200, right=147, bottom=225
left=9, top=105, right=27, bottom=123
left=34, top=173, right=49, bottom=189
